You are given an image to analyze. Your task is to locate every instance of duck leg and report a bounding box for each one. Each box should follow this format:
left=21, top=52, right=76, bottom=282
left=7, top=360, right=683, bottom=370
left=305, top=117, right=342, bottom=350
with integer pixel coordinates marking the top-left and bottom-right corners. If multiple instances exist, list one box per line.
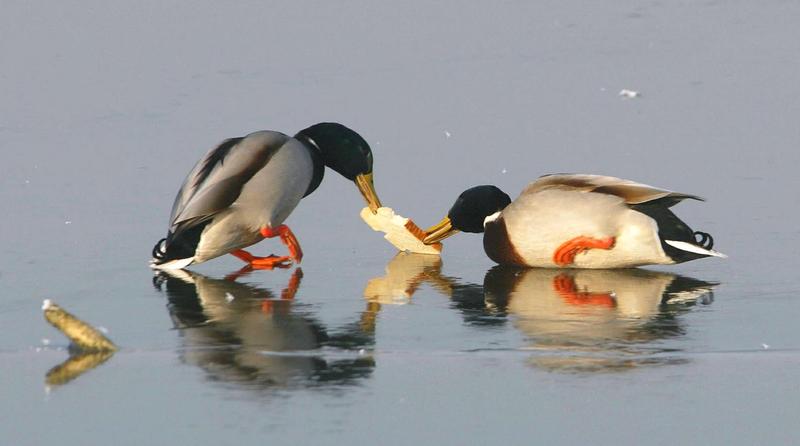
left=553, top=236, right=615, bottom=266
left=260, top=225, right=303, bottom=263
left=230, top=225, right=303, bottom=268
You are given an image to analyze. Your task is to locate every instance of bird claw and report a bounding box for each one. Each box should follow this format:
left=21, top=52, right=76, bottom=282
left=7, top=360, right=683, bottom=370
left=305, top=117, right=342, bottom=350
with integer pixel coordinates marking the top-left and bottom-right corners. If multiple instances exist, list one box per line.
left=250, top=255, right=293, bottom=269
left=231, top=249, right=292, bottom=269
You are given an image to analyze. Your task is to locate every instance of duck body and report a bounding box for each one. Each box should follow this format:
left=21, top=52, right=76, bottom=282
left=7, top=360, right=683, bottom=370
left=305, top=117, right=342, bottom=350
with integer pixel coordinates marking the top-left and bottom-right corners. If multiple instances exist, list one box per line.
left=152, top=131, right=316, bottom=269
left=151, top=123, right=381, bottom=270
left=487, top=186, right=669, bottom=268
left=189, top=132, right=317, bottom=264
left=425, top=174, right=725, bottom=269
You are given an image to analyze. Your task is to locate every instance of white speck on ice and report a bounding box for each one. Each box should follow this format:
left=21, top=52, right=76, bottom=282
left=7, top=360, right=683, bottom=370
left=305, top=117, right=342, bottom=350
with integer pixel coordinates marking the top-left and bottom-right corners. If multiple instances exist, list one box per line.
left=24, top=180, right=30, bottom=184
left=762, top=343, right=770, bottom=349
left=42, top=299, right=53, bottom=310
left=41, top=338, right=51, bottom=346
left=619, top=89, right=641, bottom=98
left=225, top=292, right=235, bottom=303
left=64, top=220, right=72, bottom=225
left=358, top=349, right=366, bottom=355
left=501, top=168, right=508, bottom=174
left=444, top=131, right=451, bottom=138
left=98, top=326, right=109, bottom=334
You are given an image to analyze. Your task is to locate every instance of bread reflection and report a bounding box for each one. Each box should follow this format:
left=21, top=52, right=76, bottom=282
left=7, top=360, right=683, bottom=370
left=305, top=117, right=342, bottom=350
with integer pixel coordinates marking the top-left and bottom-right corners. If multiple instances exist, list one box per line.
left=154, top=268, right=375, bottom=390
left=364, top=253, right=451, bottom=304
left=483, top=267, right=716, bottom=372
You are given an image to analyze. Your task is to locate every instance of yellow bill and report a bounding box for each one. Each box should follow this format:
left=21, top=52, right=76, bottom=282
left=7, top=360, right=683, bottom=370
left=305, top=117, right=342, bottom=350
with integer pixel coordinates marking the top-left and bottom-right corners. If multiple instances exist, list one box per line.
left=422, top=216, right=460, bottom=244
left=355, top=172, right=382, bottom=213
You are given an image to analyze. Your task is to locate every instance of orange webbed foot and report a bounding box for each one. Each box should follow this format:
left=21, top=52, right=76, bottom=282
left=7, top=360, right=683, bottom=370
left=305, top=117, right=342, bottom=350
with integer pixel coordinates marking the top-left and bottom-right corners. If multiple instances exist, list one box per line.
left=250, top=255, right=293, bottom=269
left=553, top=236, right=616, bottom=266
left=231, top=249, right=292, bottom=270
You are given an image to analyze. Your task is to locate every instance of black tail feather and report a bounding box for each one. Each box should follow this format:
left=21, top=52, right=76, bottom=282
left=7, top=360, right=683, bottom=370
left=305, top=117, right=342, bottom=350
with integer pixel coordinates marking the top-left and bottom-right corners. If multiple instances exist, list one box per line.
left=631, top=203, right=715, bottom=263
left=150, top=220, right=210, bottom=265
left=152, top=238, right=168, bottom=260
left=693, top=231, right=714, bottom=250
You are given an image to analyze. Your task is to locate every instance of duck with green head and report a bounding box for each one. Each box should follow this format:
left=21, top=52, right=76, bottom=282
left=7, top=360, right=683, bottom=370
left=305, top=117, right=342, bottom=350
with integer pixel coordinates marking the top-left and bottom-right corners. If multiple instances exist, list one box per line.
left=423, top=174, right=726, bottom=269
left=151, top=122, right=381, bottom=270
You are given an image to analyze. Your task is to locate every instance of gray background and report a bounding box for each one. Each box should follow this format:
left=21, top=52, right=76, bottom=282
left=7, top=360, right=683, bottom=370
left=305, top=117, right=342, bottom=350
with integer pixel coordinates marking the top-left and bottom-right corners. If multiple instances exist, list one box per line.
left=1, top=1, right=798, bottom=444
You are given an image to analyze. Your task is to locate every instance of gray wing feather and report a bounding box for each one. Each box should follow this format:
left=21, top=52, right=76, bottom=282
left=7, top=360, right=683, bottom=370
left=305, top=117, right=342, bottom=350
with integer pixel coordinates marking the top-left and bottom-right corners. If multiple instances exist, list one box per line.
left=168, top=131, right=290, bottom=231
left=168, top=137, right=241, bottom=224
left=526, top=174, right=703, bottom=206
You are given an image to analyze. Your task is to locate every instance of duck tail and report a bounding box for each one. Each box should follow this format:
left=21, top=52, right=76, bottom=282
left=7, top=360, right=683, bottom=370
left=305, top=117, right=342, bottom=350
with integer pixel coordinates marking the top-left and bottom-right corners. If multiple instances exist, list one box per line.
left=149, top=219, right=211, bottom=269
left=665, top=231, right=727, bottom=259
left=149, top=235, right=195, bottom=270
left=152, top=237, right=168, bottom=260
left=631, top=203, right=726, bottom=262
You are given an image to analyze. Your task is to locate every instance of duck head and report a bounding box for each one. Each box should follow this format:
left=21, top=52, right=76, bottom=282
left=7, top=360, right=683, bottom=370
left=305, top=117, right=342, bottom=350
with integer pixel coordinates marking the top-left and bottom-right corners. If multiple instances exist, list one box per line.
left=296, top=122, right=382, bottom=212
left=423, top=185, right=511, bottom=244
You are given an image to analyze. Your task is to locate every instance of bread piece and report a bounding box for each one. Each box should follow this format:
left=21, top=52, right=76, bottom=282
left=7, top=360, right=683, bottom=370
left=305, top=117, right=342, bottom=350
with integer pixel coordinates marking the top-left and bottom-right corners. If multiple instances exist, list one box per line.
left=360, top=207, right=442, bottom=255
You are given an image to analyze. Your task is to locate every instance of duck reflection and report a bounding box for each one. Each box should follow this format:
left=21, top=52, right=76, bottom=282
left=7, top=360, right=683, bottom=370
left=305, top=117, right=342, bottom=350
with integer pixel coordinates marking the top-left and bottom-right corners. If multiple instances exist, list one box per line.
left=153, top=268, right=375, bottom=390
left=483, top=267, right=716, bottom=372
left=364, top=254, right=716, bottom=373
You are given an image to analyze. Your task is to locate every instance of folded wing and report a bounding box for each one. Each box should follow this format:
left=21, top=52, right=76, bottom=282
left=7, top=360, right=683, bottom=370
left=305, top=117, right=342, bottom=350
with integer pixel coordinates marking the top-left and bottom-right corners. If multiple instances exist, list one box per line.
left=168, top=132, right=288, bottom=236
left=524, top=173, right=703, bottom=206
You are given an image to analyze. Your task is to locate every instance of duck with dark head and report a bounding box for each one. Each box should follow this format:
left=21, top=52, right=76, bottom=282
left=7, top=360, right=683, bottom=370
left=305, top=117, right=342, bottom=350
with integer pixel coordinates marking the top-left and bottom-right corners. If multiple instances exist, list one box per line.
left=151, top=122, right=381, bottom=270
left=423, top=174, right=726, bottom=268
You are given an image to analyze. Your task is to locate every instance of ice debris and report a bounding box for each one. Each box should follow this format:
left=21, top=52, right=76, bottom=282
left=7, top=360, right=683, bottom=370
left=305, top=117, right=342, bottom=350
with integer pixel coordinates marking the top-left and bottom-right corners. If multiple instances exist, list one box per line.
left=619, top=89, right=641, bottom=99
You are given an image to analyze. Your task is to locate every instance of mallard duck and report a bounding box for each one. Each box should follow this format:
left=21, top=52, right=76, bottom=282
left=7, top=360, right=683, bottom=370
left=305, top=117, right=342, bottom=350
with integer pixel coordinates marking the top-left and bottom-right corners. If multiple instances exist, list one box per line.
left=151, top=122, right=381, bottom=270
left=423, top=174, right=726, bottom=268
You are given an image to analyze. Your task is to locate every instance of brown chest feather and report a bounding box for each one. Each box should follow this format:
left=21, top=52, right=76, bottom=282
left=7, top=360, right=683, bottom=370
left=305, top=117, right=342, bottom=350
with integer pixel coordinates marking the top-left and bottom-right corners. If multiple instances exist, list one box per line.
left=483, top=217, right=527, bottom=267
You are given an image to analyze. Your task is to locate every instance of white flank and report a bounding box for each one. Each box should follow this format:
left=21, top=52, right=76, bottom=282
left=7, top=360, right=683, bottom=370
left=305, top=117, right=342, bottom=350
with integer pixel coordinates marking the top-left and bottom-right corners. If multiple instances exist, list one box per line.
left=665, top=240, right=728, bottom=258
left=484, top=211, right=502, bottom=226
left=149, top=257, right=195, bottom=270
